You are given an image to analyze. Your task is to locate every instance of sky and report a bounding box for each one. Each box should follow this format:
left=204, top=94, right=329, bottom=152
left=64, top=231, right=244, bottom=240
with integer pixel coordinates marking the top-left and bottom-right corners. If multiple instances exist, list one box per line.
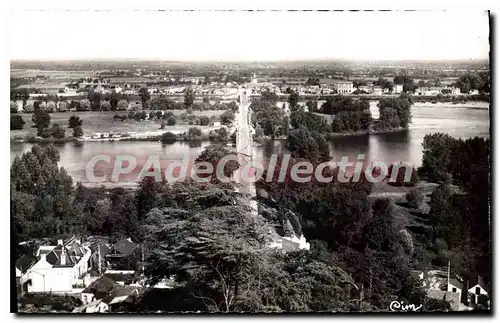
left=8, top=10, right=490, bottom=61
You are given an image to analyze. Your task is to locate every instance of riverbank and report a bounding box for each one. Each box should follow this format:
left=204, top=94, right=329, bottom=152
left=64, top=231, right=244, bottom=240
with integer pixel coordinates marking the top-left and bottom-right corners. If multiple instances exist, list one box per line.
left=412, top=101, right=489, bottom=110
left=325, top=126, right=408, bottom=138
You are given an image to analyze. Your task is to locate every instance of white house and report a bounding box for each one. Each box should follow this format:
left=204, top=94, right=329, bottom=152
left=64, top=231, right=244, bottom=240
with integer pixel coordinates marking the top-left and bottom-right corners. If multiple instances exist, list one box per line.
left=393, top=84, right=404, bottom=94
left=469, top=89, right=479, bottom=95
left=468, top=275, right=488, bottom=305
left=64, top=86, right=77, bottom=94
left=447, top=277, right=463, bottom=304
left=268, top=228, right=310, bottom=252
left=333, top=81, right=354, bottom=94
left=23, top=238, right=91, bottom=294
left=373, top=86, right=383, bottom=96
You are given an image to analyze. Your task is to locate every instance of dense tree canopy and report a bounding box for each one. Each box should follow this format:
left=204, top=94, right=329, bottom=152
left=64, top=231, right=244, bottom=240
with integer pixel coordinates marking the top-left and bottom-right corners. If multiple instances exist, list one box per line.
left=377, top=98, right=412, bottom=129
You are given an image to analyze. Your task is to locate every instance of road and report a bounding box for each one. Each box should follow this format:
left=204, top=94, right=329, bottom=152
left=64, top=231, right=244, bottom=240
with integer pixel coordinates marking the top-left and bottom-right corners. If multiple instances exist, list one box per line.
left=234, top=87, right=257, bottom=214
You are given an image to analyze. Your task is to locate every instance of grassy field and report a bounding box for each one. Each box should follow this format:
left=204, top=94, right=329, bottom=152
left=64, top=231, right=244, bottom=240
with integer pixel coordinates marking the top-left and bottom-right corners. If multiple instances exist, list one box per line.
left=11, top=69, right=98, bottom=79
left=11, top=110, right=224, bottom=139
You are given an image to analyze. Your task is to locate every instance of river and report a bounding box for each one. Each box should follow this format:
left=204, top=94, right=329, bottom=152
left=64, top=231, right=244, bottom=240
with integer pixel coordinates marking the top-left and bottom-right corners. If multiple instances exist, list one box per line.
left=10, top=103, right=489, bottom=186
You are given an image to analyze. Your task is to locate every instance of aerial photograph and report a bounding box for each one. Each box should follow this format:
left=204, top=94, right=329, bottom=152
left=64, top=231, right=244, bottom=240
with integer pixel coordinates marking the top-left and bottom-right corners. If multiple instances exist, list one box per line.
left=9, top=9, right=491, bottom=314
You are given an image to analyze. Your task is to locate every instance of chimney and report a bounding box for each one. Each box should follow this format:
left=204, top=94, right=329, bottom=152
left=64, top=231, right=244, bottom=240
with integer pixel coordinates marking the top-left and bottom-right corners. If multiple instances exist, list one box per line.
left=40, top=253, right=46, bottom=262
left=57, top=239, right=63, bottom=246
left=60, top=247, right=66, bottom=266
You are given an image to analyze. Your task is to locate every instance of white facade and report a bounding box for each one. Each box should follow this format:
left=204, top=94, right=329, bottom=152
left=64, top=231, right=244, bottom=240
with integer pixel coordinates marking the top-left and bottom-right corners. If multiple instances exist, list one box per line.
left=468, top=284, right=488, bottom=304
left=447, top=282, right=462, bottom=305
left=333, top=81, right=354, bottom=94
left=25, top=255, right=74, bottom=293
left=24, top=241, right=91, bottom=294
left=393, top=84, right=403, bottom=94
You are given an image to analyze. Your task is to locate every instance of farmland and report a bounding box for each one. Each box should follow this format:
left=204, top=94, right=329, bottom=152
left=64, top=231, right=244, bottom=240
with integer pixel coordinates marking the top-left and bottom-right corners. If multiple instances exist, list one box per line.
left=10, top=110, right=225, bottom=139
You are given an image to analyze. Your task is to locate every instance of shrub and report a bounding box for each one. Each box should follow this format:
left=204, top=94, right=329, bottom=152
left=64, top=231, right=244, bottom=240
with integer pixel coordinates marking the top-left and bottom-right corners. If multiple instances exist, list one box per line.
left=78, top=99, right=91, bottom=111
left=199, top=116, right=210, bottom=126
left=161, top=132, right=176, bottom=143
left=208, top=127, right=229, bottom=142
left=50, top=124, right=66, bottom=138
left=68, top=115, right=82, bottom=128
left=73, top=126, right=84, bottom=138
left=11, top=114, right=25, bottom=130
left=187, top=127, right=202, bottom=140
left=166, top=117, right=177, bottom=126
left=10, top=101, right=18, bottom=113
left=117, top=99, right=129, bottom=111
left=406, top=187, right=425, bottom=208
left=100, top=100, right=112, bottom=111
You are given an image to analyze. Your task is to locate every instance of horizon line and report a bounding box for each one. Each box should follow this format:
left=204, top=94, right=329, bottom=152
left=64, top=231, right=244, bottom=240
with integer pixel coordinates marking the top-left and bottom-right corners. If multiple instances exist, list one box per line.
left=11, top=57, right=490, bottom=63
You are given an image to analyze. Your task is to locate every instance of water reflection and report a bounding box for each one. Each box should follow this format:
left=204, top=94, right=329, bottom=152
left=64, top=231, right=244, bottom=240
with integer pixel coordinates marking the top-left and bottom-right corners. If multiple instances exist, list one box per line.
left=10, top=106, right=489, bottom=183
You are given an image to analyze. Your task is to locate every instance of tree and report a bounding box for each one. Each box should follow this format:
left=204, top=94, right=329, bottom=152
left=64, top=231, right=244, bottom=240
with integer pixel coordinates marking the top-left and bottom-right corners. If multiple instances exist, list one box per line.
left=161, top=132, right=176, bottom=143
left=377, top=98, right=412, bottom=129
left=220, top=110, right=235, bottom=126
left=290, top=110, right=330, bottom=133
left=143, top=203, right=271, bottom=312
left=57, top=101, right=69, bottom=112
left=139, top=87, right=151, bottom=109
left=78, top=99, right=91, bottom=111
left=166, top=117, right=177, bottom=126
left=11, top=101, right=18, bottom=113
left=305, top=100, right=318, bottom=113
left=68, top=115, right=82, bottom=128
left=88, top=91, right=102, bottom=111
left=184, top=87, right=195, bottom=108
left=72, top=126, right=84, bottom=138
left=32, top=108, right=51, bottom=130
left=136, top=175, right=166, bottom=221
left=195, top=145, right=240, bottom=179
left=200, top=116, right=210, bottom=126
left=288, top=91, right=300, bottom=111
left=287, top=129, right=330, bottom=161
left=11, top=145, right=73, bottom=238
left=187, top=127, right=202, bottom=140
left=50, top=124, right=66, bottom=139
left=117, top=99, right=129, bottom=111
left=110, top=90, right=121, bottom=111
left=418, top=133, right=457, bottom=182
left=252, top=100, right=286, bottom=139
left=406, top=187, right=425, bottom=208
left=100, top=100, right=111, bottom=111
left=209, top=127, right=229, bottom=143
left=261, top=90, right=279, bottom=103
left=11, top=115, right=25, bottom=130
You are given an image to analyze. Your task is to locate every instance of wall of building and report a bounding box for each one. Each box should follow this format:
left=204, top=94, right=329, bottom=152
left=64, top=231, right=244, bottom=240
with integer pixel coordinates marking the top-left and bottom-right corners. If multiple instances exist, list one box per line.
left=27, top=266, right=73, bottom=293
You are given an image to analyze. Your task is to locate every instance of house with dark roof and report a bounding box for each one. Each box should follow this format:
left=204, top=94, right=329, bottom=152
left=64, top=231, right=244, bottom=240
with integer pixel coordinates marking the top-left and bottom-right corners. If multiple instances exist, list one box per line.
left=101, top=284, right=143, bottom=312
left=112, top=238, right=138, bottom=256
left=106, top=238, right=140, bottom=270
left=81, top=275, right=116, bottom=304
left=22, top=237, right=91, bottom=294
left=76, top=281, right=143, bottom=313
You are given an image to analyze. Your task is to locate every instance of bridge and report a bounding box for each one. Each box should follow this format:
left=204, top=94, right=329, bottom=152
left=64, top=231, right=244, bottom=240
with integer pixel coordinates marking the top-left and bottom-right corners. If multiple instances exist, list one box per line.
left=233, top=85, right=310, bottom=251
left=234, top=86, right=257, bottom=215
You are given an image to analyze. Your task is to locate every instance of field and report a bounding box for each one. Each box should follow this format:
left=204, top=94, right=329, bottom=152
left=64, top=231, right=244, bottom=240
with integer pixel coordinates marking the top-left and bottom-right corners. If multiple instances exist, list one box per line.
left=11, top=110, right=224, bottom=139
left=11, top=69, right=98, bottom=79
left=11, top=69, right=99, bottom=94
